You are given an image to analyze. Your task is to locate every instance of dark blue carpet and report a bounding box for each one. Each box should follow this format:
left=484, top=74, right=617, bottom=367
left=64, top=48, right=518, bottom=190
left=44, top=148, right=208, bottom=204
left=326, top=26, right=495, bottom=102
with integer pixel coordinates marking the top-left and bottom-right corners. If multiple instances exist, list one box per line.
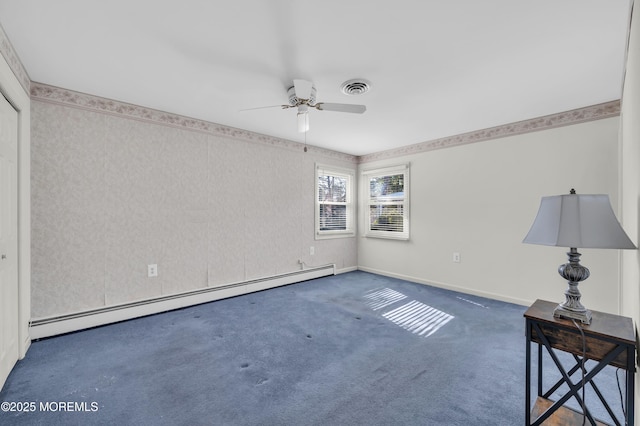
left=0, top=271, right=626, bottom=425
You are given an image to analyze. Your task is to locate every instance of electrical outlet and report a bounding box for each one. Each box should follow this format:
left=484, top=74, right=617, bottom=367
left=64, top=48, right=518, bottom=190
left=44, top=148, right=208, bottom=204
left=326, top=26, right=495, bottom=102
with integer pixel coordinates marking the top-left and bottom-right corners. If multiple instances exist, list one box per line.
left=148, top=264, right=158, bottom=277
left=452, top=252, right=461, bottom=263
left=310, top=246, right=315, bottom=256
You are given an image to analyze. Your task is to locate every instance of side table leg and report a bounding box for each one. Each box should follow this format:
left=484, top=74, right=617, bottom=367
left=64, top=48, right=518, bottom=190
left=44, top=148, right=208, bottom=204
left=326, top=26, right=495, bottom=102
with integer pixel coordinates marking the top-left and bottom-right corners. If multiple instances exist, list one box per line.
left=626, top=346, right=634, bottom=426
left=538, top=342, right=543, bottom=396
left=526, top=320, right=532, bottom=425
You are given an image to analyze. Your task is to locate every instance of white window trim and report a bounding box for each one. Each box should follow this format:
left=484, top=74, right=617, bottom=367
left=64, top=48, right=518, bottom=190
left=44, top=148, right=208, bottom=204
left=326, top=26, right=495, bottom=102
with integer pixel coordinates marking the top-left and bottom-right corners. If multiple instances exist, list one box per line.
left=315, top=164, right=356, bottom=240
left=362, top=163, right=410, bottom=240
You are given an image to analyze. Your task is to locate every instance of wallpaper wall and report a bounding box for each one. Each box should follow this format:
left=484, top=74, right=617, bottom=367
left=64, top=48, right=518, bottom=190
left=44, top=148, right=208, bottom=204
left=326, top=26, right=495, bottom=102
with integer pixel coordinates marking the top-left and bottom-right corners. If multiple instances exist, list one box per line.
left=31, top=91, right=357, bottom=319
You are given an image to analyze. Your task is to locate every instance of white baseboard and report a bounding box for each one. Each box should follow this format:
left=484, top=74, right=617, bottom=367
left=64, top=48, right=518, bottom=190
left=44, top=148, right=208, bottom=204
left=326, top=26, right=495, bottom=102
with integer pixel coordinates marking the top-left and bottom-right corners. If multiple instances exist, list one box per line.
left=336, top=266, right=358, bottom=274
left=356, top=266, right=530, bottom=307
left=30, top=264, right=335, bottom=340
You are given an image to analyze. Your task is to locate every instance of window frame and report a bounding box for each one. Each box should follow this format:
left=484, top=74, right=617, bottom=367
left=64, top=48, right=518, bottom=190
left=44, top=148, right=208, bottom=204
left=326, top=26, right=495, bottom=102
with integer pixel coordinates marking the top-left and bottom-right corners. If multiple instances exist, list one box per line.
left=362, top=163, right=410, bottom=240
left=315, top=164, right=355, bottom=240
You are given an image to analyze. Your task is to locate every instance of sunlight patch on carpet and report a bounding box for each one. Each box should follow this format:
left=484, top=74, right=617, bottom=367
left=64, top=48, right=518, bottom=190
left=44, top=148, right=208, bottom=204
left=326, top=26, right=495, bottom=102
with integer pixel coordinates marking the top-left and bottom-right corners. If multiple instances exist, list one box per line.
left=456, top=296, right=489, bottom=309
left=362, top=288, right=454, bottom=337
left=363, top=288, right=407, bottom=310
left=382, top=301, right=454, bottom=337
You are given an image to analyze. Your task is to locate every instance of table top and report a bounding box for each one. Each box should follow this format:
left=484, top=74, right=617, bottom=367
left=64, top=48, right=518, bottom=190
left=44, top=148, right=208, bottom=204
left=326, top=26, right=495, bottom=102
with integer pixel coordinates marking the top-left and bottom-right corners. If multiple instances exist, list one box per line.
left=524, top=299, right=636, bottom=345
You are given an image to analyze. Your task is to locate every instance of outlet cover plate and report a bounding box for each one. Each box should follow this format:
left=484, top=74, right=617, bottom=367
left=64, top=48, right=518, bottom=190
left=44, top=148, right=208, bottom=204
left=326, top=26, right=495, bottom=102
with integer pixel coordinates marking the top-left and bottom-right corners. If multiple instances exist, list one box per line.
left=148, top=264, right=158, bottom=277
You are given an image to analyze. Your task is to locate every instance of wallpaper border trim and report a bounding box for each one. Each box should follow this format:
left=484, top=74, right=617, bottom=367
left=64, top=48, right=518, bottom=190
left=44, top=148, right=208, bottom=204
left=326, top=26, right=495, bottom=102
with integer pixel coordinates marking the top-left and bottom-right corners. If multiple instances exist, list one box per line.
left=30, top=82, right=357, bottom=163
left=30, top=81, right=620, bottom=164
left=0, top=22, right=30, bottom=94
left=358, top=100, right=621, bottom=163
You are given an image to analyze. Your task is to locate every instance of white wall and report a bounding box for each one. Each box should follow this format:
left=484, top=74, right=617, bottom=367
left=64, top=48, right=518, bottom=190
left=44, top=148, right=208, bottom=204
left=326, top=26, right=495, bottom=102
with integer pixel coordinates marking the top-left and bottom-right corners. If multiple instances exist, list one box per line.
left=618, top=0, right=640, bottom=423
left=359, top=117, right=623, bottom=312
left=621, top=0, right=640, bottom=320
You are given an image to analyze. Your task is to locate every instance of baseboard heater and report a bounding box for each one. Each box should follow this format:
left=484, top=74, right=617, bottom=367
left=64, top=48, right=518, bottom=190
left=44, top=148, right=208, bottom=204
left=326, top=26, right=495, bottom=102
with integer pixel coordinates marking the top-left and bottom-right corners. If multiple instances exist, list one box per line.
left=30, top=264, right=335, bottom=340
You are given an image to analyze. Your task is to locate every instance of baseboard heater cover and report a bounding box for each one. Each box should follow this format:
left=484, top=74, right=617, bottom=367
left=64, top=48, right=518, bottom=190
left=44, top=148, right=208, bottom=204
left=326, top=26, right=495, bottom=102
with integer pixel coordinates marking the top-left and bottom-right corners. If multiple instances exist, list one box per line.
left=30, top=264, right=335, bottom=340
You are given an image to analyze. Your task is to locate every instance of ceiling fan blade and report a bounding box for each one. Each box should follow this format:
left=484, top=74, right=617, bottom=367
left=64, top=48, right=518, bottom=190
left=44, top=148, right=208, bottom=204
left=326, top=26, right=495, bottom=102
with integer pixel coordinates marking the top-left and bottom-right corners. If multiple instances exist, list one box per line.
left=315, top=103, right=366, bottom=114
left=293, top=79, right=314, bottom=100
left=239, top=104, right=290, bottom=112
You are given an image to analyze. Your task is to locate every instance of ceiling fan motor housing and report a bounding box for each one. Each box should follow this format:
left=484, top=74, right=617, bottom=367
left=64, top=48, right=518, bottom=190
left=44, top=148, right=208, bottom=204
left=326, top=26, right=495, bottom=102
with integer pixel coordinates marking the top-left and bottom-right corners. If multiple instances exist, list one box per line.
left=288, top=85, right=317, bottom=106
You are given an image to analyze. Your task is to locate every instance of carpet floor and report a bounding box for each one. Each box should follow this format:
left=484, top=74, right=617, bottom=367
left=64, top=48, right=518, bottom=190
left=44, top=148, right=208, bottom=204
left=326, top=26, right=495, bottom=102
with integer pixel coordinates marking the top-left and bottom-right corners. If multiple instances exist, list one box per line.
left=0, top=271, right=627, bottom=425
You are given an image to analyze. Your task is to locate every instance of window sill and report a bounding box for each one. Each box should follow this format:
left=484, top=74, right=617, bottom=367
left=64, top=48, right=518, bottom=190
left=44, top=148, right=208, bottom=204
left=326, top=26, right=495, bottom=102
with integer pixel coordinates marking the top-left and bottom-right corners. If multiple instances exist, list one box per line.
left=315, top=232, right=355, bottom=240
left=363, top=232, right=409, bottom=241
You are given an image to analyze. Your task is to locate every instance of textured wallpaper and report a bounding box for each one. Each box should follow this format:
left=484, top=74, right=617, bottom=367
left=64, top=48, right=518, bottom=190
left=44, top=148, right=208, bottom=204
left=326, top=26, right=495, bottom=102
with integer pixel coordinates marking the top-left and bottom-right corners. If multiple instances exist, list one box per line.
left=31, top=100, right=357, bottom=319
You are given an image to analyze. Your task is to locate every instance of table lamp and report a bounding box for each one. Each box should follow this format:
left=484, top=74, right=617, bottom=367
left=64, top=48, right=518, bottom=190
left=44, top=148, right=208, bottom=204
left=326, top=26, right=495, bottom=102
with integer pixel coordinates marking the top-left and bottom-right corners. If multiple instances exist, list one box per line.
left=523, top=189, right=637, bottom=324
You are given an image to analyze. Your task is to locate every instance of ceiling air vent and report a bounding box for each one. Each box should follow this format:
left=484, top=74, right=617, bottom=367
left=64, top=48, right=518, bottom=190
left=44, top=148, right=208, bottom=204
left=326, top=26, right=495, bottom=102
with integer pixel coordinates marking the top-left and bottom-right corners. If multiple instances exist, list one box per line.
left=340, top=79, right=371, bottom=96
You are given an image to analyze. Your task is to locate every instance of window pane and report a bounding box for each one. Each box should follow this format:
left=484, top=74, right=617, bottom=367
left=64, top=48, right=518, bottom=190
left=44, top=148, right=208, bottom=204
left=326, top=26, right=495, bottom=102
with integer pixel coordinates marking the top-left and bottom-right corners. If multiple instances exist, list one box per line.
left=369, top=174, right=404, bottom=200
left=363, top=164, right=409, bottom=239
left=319, top=204, right=347, bottom=230
left=369, top=204, right=404, bottom=232
left=316, top=165, right=354, bottom=238
left=318, top=175, right=347, bottom=203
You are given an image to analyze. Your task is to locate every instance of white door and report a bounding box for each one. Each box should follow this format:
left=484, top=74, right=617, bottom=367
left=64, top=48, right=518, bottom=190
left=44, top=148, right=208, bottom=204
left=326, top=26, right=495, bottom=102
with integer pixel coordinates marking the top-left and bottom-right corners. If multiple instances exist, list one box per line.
left=0, top=91, right=19, bottom=390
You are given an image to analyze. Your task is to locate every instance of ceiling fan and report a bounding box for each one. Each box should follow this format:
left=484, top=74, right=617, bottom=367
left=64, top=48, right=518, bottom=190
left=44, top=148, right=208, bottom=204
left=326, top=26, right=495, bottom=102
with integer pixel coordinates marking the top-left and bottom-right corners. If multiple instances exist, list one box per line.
left=244, top=79, right=366, bottom=132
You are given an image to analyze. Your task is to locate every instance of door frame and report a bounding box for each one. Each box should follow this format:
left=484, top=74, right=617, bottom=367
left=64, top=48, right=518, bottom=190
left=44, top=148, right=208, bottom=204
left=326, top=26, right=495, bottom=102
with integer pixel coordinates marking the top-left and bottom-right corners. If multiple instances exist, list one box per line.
left=0, top=51, right=31, bottom=363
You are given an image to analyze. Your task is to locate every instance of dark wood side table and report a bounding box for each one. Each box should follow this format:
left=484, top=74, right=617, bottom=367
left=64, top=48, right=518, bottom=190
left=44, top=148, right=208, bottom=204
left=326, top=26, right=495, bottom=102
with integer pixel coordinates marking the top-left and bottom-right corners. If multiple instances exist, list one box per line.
left=525, top=299, right=636, bottom=426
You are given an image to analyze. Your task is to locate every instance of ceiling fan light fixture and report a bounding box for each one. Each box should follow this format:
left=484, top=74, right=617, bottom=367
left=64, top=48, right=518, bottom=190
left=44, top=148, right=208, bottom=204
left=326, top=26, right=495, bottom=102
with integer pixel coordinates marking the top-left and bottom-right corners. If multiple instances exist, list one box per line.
left=340, top=79, right=372, bottom=96
left=297, top=111, right=309, bottom=133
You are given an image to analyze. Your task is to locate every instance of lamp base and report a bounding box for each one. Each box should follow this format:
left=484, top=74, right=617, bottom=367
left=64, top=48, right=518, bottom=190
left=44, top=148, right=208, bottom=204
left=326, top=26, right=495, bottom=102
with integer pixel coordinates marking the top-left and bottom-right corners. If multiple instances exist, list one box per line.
left=554, top=248, right=592, bottom=325
left=553, top=303, right=592, bottom=325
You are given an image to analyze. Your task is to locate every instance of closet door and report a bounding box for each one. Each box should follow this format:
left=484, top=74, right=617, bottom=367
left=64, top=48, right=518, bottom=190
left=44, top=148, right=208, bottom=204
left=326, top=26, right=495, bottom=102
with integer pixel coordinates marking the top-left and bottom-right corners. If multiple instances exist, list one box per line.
left=0, top=91, right=19, bottom=390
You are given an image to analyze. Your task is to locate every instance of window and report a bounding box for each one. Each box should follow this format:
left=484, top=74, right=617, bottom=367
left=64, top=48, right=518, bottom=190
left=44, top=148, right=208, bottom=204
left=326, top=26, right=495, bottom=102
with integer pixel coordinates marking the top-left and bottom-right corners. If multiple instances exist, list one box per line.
left=363, top=164, right=410, bottom=240
left=315, top=164, right=355, bottom=239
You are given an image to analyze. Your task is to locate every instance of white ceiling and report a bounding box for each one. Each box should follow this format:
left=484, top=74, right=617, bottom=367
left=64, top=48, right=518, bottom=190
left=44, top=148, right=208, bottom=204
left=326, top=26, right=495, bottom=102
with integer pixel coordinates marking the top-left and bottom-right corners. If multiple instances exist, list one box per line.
left=0, top=0, right=632, bottom=156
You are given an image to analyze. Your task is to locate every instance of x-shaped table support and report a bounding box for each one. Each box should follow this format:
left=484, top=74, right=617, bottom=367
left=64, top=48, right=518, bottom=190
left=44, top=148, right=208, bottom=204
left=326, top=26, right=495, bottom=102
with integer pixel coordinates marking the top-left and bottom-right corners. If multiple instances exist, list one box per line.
left=528, top=321, right=626, bottom=425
